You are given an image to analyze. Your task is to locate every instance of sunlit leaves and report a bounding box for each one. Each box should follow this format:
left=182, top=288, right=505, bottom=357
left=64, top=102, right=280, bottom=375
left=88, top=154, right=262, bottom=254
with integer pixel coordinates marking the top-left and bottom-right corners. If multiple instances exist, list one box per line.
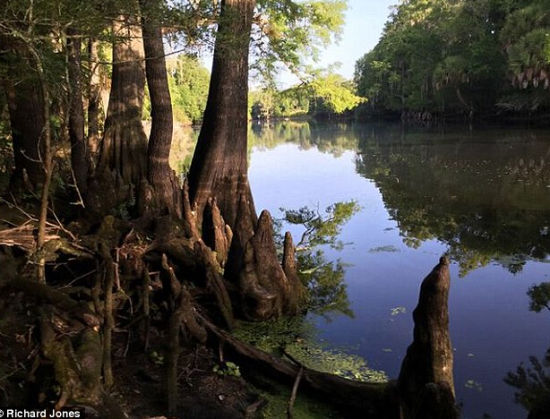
left=355, top=0, right=509, bottom=112
left=307, top=73, right=365, bottom=114
left=252, top=0, right=347, bottom=80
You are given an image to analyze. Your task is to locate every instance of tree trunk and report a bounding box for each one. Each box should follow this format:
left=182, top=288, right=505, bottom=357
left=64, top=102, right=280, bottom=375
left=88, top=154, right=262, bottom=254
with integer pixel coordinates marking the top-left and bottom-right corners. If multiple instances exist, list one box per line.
left=5, top=81, right=44, bottom=190
left=67, top=29, right=89, bottom=199
left=398, top=256, right=457, bottom=419
left=187, top=0, right=256, bottom=231
left=139, top=0, right=181, bottom=217
left=90, top=15, right=148, bottom=213
left=186, top=0, right=307, bottom=320
left=186, top=0, right=257, bottom=283
left=0, top=35, right=45, bottom=190
left=87, top=38, right=101, bottom=167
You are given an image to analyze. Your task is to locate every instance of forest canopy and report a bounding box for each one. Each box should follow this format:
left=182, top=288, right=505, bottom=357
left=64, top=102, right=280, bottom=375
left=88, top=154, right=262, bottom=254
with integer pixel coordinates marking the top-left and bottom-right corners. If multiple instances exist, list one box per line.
left=354, top=0, right=550, bottom=119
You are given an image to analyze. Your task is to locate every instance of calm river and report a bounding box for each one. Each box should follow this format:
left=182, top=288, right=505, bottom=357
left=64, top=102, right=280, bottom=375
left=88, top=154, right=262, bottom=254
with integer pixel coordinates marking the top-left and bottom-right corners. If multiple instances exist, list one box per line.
left=178, top=121, right=550, bottom=419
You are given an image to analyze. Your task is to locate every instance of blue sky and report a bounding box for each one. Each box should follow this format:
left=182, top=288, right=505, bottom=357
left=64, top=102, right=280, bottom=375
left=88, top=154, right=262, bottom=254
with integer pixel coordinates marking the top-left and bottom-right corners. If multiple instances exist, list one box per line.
left=319, top=0, right=395, bottom=78
left=276, top=0, right=395, bottom=87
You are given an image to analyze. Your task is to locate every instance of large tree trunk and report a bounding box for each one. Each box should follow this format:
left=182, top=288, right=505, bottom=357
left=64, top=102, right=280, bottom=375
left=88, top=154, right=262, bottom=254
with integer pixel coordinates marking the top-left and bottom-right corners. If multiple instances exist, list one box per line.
left=87, top=38, right=101, bottom=168
left=139, top=0, right=181, bottom=217
left=89, top=15, right=148, bottom=214
left=1, top=35, right=44, bottom=191
left=186, top=0, right=304, bottom=320
left=5, top=80, right=44, bottom=190
left=187, top=0, right=256, bottom=231
left=67, top=29, right=89, bottom=199
left=398, top=256, right=457, bottom=419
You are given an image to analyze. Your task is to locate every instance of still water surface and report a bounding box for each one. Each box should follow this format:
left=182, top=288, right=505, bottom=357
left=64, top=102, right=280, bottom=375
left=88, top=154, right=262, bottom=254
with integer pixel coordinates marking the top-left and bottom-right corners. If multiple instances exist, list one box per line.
left=175, top=121, right=550, bottom=418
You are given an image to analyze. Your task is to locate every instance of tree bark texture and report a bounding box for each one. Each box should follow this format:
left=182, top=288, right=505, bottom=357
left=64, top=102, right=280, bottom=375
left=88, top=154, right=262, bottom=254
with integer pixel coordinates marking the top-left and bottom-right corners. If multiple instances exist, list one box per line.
left=238, top=211, right=302, bottom=320
left=398, top=256, right=457, bottom=419
left=0, top=35, right=45, bottom=190
left=187, top=0, right=257, bottom=231
left=89, top=16, right=148, bottom=213
left=139, top=0, right=181, bottom=217
left=96, top=17, right=147, bottom=186
left=87, top=39, right=101, bottom=166
left=184, top=0, right=305, bottom=320
left=67, top=29, right=89, bottom=198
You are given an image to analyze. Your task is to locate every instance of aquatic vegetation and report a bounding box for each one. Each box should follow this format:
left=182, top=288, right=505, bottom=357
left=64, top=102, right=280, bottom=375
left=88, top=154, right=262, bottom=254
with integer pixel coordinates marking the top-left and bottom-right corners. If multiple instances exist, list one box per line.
left=232, top=317, right=387, bottom=384
left=369, top=245, right=400, bottom=253
left=390, top=306, right=407, bottom=316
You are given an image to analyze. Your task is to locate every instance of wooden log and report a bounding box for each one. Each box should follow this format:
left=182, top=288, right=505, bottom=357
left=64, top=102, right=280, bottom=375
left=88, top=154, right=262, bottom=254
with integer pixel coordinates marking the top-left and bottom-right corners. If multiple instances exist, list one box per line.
left=198, top=314, right=399, bottom=418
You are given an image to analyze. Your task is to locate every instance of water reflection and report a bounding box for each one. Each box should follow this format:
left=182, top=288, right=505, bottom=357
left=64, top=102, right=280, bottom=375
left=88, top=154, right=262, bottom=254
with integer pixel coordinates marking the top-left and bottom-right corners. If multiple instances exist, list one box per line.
left=172, top=121, right=550, bottom=418
left=506, top=284, right=550, bottom=419
left=248, top=121, right=550, bottom=277
left=354, top=125, right=550, bottom=276
left=250, top=121, right=358, bottom=157
left=276, top=201, right=361, bottom=319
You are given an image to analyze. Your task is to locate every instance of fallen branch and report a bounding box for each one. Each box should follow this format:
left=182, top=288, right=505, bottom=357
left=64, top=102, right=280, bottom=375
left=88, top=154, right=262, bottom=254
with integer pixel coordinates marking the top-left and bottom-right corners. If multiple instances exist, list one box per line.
left=197, top=314, right=399, bottom=418
left=0, top=222, right=59, bottom=250
left=287, top=366, right=304, bottom=419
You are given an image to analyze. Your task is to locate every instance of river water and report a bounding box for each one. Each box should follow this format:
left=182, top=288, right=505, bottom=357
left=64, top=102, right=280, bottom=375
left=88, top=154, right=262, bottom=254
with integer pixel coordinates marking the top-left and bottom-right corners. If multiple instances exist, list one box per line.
left=174, top=121, right=550, bottom=418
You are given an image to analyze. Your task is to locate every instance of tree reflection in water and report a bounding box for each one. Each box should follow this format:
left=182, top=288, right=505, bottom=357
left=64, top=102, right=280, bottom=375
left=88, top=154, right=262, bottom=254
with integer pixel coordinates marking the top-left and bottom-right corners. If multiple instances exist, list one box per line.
left=506, top=283, right=550, bottom=419
left=353, top=125, right=550, bottom=276
left=177, top=121, right=550, bottom=415
left=275, top=201, right=360, bottom=319
left=250, top=121, right=550, bottom=276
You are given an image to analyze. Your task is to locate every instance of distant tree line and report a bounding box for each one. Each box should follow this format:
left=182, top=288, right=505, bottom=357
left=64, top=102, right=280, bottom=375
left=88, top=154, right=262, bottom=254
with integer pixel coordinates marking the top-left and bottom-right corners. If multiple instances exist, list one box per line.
left=250, top=71, right=364, bottom=120
left=354, top=0, right=550, bottom=122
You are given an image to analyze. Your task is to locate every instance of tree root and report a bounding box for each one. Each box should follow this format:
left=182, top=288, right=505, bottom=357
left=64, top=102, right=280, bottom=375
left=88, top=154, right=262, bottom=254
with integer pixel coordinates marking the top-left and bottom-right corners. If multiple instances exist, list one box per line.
left=2, top=279, right=100, bottom=329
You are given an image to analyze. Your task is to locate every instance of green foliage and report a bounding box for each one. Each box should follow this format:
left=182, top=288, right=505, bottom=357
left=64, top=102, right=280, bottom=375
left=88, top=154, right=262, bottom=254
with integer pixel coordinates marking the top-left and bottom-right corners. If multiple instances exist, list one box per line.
left=285, top=342, right=388, bottom=383
left=213, top=361, right=241, bottom=377
left=252, top=0, right=347, bottom=80
left=307, top=73, right=365, bottom=115
left=505, top=278, right=550, bottom=415
left=254, top=378, right=342, bottom=418
left=297, top=250, right=353, bottom=318
left=144, top=55, right=210, bottom=124
left=497, top=0, right=550, bottom=112
left=354, top=124, right=550, bottom=277
left=276, top=200, right=360, bottom=319
left=250, top=71, right=364, bottom=119
left=148, top=350, right=164, bottom=366
left=232, top=316, right=315, bottom=354
left=354, top=0, right=513, bottom=115
left=249, top=121, right=358, bottom=157
left=501, top=0, right=550, bottom=75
